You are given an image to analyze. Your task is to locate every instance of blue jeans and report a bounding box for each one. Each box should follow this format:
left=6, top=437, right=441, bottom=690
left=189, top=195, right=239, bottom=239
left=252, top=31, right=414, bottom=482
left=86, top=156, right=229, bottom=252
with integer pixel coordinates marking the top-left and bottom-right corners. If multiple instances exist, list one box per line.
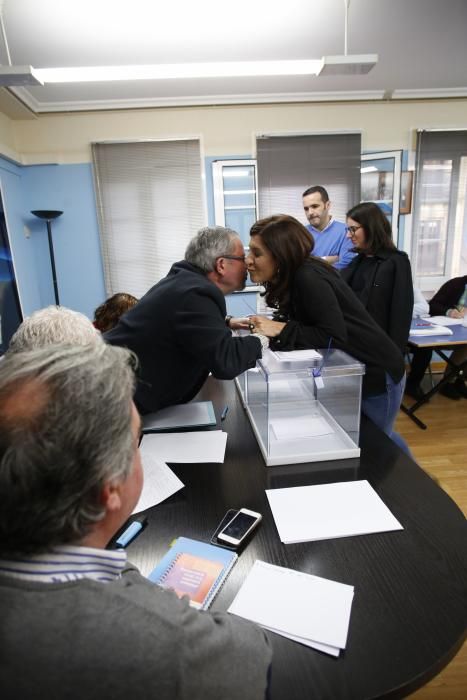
left=362, top=373, right=411, bottom=455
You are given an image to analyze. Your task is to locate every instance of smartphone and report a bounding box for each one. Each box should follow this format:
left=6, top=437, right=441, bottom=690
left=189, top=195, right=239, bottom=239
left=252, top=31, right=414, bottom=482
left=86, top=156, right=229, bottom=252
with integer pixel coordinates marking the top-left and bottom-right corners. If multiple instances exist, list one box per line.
left=216, top=508, right=262, bottom=546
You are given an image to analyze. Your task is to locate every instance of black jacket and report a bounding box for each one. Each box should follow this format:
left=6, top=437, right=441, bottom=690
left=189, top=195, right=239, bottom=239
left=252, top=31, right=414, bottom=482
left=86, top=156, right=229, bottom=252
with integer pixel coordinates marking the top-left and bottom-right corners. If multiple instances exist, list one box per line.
left=340, top=249, right=414, bottom=353
left=105, top=261, right=261, bottom=413
left=271, top=261, right=405, bottom=396
left=429, top=276, right=467, bottom=316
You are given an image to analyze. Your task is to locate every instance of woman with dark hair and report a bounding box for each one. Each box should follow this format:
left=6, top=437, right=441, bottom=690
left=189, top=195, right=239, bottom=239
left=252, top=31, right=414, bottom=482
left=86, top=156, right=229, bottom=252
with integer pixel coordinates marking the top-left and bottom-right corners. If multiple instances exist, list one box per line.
left=93, top=292, right=138, bottom=333
left=247, top=214, right=409, bottom=451
left=341, top=202, right=413, bottom=353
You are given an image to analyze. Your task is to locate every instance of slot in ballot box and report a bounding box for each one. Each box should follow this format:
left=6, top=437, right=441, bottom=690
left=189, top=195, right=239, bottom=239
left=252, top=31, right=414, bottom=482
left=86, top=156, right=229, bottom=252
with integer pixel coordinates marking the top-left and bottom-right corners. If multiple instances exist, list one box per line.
left=235, top=348, right=364, bottom=466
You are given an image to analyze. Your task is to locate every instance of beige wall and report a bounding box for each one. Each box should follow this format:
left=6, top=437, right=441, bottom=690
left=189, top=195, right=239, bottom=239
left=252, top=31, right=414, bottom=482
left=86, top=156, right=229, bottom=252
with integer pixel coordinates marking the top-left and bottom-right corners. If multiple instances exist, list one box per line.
left=5, top=98, right=467, bottom=165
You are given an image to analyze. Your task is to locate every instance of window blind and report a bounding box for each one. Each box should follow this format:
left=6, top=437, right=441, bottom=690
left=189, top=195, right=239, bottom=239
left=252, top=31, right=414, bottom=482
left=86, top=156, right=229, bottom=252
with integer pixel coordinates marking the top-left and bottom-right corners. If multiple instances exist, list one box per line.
left=412, top=130, right=467, bottom=280
left=92, top=140, right=204, bottom=298
left=256, top=133, right=361, bottom=224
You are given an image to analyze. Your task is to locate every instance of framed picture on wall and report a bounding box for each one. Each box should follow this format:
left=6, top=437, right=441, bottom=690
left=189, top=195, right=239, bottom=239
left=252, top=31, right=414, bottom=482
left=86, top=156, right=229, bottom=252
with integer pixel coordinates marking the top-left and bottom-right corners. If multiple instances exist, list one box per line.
left=400, top=171, right=414, bottom=214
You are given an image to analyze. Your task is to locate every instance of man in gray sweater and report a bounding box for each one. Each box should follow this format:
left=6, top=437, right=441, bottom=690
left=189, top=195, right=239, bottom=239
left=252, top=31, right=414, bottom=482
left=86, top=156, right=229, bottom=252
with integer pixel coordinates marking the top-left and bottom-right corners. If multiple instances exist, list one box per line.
left=0, top=343, right=271, bottom=700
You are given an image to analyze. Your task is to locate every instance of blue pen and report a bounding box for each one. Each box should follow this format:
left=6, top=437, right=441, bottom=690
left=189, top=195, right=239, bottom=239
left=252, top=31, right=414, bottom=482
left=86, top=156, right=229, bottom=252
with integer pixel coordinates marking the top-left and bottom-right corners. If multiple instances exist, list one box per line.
left=115, top=517, right=147, bottom=548
left=220, top=405, right=229, bottom=421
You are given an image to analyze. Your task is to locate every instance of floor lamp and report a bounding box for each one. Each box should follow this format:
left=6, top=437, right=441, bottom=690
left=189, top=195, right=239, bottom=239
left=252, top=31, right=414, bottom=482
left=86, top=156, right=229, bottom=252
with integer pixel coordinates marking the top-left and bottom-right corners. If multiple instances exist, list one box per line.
left=31, top=209, right=63, bottom=306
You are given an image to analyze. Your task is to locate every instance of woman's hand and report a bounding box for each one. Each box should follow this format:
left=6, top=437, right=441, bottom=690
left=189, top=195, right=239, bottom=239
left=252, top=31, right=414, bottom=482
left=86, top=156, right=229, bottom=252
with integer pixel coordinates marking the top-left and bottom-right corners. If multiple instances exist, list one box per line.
left=248, top=315, right=286, bottom=338
left=447, top=307, right=464, bottom=319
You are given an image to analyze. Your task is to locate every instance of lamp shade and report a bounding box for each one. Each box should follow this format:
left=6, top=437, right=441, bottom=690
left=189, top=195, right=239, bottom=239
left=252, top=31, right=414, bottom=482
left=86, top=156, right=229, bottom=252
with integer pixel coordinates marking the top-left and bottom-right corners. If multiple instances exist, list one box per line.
left=31, top=210, right=63, bottom=220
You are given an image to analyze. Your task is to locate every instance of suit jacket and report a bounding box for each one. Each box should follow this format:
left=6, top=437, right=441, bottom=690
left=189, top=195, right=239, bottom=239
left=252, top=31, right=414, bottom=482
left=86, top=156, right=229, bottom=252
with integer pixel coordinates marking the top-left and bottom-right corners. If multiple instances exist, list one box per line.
left=341, top=249, right=414, bottom=352
left=105, top=261, right=261, bottom=413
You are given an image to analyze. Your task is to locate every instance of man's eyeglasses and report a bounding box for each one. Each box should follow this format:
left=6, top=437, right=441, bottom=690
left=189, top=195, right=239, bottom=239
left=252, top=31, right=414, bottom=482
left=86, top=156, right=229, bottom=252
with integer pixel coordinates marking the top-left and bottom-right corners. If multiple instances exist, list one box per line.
left=221, top=255, right=246, bottom=262
left=346, top=225, right=362, bottom=234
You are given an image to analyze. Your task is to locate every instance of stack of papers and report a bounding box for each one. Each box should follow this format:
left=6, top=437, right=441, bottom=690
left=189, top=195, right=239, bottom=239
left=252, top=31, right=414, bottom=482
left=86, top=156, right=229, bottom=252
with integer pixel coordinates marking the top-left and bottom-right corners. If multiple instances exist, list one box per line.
left=228, top=560, right=354, bottom=656
left=266, top=480, right=403, bottom=544
left=142, top=401, right=216, bottom=433
left=410, top=321, right=453, bottom=336
left=141, top=430, right=227, bottom=463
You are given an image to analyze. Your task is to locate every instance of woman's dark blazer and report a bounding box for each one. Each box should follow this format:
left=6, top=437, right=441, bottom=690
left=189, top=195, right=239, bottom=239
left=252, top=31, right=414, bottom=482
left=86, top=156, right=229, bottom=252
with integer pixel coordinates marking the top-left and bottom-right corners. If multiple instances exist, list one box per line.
left=341, top=249, right=414, bottom=353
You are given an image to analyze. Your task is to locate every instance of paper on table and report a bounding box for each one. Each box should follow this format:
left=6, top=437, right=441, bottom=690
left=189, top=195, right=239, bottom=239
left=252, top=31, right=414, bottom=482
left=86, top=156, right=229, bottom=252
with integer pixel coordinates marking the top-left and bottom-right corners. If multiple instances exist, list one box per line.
left=261, top=624, right=340, bottom=656
left=272, top=349, right=322, bottom=361
left=427, top=315, right=463, bottom=326
left=266, top=480, right=403, bottom=544
left=141, top=430, right=227, bottom=463
left=132, top=445, right=184, bottom=514
left=228, top=560, right=354, bottom=652
left=142, top=401, right=215, bottom=432
left=270, top=415, right=334, bottom=441
left=410, top=324, right=453, bottom=336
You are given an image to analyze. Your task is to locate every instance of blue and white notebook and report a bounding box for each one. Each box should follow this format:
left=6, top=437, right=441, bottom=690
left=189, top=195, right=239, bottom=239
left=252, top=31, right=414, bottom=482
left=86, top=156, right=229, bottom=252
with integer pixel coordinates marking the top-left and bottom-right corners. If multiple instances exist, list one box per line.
left=410, top=320, right=453, bottom=337
left=142, top=401, right=216, bottom=433
left=148, top=536, right=238, bottom=610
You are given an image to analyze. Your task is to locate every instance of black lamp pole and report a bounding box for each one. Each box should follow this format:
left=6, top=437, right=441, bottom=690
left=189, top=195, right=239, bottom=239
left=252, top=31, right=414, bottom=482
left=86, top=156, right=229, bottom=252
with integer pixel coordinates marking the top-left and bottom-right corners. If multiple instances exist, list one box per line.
left=31, top=210, right=63, bottom=305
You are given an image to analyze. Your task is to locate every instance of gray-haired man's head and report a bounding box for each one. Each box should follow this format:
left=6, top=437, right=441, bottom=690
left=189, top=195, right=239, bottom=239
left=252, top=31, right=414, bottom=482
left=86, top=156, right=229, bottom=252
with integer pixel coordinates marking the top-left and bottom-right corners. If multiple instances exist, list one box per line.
left=185, top=226, right=241, bottom=272
left=0, top=343, right=138, bottom=556
left=8, top=305, right=101, bottom=353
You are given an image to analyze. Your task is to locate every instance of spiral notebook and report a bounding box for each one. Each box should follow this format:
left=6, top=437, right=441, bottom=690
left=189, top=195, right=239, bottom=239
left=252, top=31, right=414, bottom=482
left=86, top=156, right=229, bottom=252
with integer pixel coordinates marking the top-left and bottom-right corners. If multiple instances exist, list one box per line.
left=148, top=536, right=238, bottom=610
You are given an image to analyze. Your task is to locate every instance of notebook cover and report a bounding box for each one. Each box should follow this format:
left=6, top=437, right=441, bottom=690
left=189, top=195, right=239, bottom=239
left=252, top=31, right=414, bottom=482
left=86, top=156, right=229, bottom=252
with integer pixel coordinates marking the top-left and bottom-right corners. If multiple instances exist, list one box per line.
left=148, top=536, right=238, bottom=610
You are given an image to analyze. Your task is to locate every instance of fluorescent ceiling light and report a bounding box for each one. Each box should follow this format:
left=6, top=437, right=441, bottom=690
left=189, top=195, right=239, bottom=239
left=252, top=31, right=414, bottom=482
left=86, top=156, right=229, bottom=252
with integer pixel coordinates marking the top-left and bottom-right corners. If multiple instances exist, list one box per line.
left=0, top=65, right=43, bottom=86
left=318, top=54, right=378, bottom=76
left=34, top=60, right=323, bottom=83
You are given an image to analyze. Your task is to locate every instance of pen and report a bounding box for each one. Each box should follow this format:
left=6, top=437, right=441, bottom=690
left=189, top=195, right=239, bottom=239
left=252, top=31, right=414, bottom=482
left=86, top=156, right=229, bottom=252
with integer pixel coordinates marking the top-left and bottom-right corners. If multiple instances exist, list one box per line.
left=115, top=517, right=148, bottom=548
left=220, top=405, right=229, bottom=421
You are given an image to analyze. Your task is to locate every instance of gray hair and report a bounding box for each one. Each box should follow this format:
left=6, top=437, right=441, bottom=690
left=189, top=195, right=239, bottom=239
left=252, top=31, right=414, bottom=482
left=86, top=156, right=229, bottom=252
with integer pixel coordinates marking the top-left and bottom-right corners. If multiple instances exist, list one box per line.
left=185, top=226, right=240, bottom=272
left=8, top=305, right=101, bottom=353
left=0, top=343, right=136, bottom=556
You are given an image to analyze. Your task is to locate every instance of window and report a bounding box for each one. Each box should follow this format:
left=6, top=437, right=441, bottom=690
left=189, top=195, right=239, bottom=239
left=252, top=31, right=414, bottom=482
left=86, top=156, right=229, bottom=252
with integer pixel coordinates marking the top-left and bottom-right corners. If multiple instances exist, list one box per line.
left=92, top=140, right=204, bottom=298
left=412, top=130, right=467, bottom=287
left=256, top=133, right=361, bottom=223
left=212, top=160, right=257, bottom=248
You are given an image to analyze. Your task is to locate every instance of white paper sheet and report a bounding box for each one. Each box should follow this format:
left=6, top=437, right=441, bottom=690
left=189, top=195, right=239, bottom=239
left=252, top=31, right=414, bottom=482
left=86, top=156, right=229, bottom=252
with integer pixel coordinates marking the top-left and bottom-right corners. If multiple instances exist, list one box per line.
left=141, top=430, right=227, bottom=463
left=410, top=324, right=453, bottom=336
left=142, top=401, right=215, bottom=432
left=426, top=315, right=463, bottom=326
left=266, top=480, right=403, bottom=544
left=270, top=415, right=334, bottom=441
left=272, top=349, right=322, bottom=361
left=228, top=560, right=354, bottom=653
left=132, top=447, right=184, bottom=514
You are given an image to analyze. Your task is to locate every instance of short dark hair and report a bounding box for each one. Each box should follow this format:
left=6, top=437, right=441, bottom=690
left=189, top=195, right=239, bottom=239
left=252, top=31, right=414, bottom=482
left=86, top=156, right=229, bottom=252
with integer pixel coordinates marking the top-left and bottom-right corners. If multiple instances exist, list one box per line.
left=250, top=214, right=335, bottom=309
left=302, top=185, right=329, bottom=202
left=94, top=293, right=138, bottom=333
left=346, top=201, right=396, bottom=254
left=0, top=343, right=137, bottom=556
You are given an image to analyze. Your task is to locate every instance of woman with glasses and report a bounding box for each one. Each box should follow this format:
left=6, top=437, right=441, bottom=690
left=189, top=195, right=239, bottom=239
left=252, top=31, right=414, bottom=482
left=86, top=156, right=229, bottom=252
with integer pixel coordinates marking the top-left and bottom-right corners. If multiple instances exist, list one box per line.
left=342, top=202, right=413, bottom=354
left=246, top=214, right=409, bottom=452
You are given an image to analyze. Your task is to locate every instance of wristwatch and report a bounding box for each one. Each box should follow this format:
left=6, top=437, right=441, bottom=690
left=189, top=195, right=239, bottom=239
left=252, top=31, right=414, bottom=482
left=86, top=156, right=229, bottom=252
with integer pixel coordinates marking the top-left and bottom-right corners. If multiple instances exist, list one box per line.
left=225, top=315, right=233, bottom=327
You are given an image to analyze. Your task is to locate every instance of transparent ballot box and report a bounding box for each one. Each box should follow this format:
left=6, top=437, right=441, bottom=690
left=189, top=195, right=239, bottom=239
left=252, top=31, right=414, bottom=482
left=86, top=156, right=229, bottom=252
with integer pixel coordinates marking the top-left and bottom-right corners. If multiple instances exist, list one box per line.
left=235, top=348, right=364, bottom=466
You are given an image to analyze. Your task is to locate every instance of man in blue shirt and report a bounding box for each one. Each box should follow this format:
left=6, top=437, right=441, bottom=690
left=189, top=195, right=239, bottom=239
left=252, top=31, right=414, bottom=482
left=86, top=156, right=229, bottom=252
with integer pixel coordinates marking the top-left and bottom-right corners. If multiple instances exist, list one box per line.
left=303, top=185, right=355, bottom=270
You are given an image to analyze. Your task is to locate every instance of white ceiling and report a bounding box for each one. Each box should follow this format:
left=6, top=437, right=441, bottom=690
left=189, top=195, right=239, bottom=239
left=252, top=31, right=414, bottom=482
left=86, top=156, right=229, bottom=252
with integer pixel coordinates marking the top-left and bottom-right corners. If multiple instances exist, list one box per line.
left=1, top=0, right=467, bottom=117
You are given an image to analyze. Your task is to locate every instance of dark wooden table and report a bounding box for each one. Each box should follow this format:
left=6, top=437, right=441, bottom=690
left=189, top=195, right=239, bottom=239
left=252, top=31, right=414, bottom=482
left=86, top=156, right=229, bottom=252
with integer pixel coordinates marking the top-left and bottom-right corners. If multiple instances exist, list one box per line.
left=129, top=377, right=467, bottom=700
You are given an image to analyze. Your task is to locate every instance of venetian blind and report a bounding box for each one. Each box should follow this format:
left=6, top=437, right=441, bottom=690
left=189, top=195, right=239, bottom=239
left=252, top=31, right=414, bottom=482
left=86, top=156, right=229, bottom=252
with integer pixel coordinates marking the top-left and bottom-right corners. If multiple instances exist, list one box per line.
left=92, top=140, right=204, bottom=298
left=412, top=130, right=467, bottom=280
left=256, top=133, right=361, bottom=223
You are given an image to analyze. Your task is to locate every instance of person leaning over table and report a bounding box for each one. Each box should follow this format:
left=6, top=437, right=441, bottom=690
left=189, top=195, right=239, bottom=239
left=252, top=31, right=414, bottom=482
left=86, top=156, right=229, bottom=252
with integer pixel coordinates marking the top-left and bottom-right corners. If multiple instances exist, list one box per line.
left=0, top=342, right=272, bottom=700
left=341, top=201, right=414, bottom=354
left=105, top=226, right=269, bottom=414
left=246, top=214, right=409, bottom=453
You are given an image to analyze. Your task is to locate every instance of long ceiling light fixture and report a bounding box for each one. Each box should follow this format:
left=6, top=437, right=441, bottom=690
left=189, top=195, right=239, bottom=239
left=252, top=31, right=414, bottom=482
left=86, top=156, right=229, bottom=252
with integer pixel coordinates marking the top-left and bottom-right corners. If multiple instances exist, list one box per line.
left=32, top=60, right=323, bottom=83
left=0, top=1, right=376, bottom=87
